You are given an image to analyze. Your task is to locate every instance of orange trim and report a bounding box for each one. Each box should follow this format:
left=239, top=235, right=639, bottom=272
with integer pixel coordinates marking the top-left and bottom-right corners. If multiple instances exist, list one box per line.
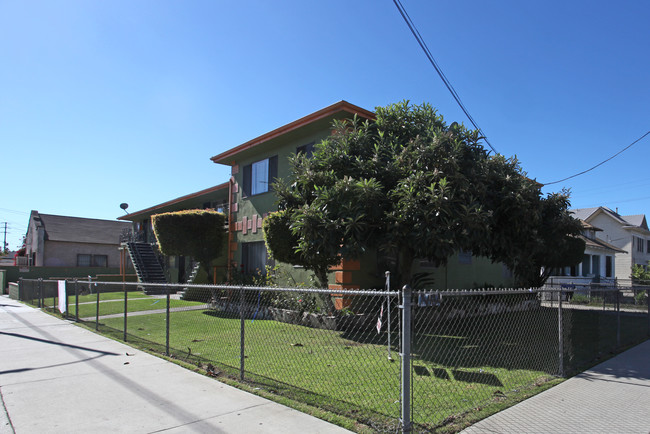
left=330, top=258, right=361, bottom=271
left=118, top=182, right=229, bottom=220
left=335, top=271, right=353, bottom=284
left=211, top=101, right=375, bottom=165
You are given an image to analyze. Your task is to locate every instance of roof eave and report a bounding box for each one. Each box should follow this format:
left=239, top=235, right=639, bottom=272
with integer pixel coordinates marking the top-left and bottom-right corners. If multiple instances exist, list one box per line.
left=118, top=182, right=229, bottom=221
left=210, top=100, right=375, bottom=166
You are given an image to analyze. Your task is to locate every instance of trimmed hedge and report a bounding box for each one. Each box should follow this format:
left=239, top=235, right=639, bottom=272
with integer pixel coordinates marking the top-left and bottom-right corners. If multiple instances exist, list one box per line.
left=152, top=209, right=226, bottom=271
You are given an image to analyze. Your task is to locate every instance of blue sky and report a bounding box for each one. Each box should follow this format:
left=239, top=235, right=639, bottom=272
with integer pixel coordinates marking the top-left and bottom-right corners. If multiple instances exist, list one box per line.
left=1, top=1, right=649, bottom=250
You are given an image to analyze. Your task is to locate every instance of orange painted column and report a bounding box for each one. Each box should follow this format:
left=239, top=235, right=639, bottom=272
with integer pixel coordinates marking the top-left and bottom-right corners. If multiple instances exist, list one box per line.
left=328, top=258, right=361, bottom=310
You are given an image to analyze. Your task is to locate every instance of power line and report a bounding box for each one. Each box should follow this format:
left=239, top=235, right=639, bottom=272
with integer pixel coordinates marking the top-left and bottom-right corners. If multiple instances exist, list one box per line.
left=391, top=0, right=498, bottom=154
left=542, top=130, right=650, bottom=186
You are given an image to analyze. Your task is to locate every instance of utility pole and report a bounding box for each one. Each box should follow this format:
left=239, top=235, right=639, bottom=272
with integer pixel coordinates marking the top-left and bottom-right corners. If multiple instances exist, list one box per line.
left=2, top=222, right=6, bottom=252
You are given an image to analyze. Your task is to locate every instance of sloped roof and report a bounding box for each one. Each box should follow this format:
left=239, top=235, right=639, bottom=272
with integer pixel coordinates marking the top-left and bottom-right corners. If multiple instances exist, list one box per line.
left=33, top=212, right=131, bottom=245
left=118, top=183, right=229, bottom=221
left=580, top=234, right=626, bottom=254
left=571, top=207, right=601, bottom=221
left=621, top=214, right=648, bottom=230
left=571, top=206, right=650, bottom=235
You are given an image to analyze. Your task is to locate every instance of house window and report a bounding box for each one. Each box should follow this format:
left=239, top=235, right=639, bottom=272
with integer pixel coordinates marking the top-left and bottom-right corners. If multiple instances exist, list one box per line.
left=77, top=254, right=108, bottom=267
left=647, top=241, right=650, bottom=254
left=241, top=241, right=269, bottom=275
left=243, top=156, right=278, bottom=197
left=77, top=254, right=91, bottom=267
left=92, top=255, right=108, bottom=267
left=637, top=237, right=645, bottom=253
left=297, top=142, right=315, bottom=158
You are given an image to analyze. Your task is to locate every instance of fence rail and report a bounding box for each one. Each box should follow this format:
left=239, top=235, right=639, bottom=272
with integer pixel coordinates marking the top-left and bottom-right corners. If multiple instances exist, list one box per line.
left=17, top=277, right=650, bottom=433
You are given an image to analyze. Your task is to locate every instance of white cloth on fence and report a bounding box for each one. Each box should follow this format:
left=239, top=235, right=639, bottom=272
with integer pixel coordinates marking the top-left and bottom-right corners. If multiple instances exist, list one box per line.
left=58, top=280, right=66, bottom=313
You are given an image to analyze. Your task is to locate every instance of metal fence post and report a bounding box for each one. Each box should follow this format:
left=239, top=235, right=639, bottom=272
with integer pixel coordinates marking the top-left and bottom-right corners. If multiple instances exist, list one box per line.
left=65, top=280, right=69, bottom=320
left=74, top=279, right=79, bottom=322
left=386, top=271, right=392, bottom=360
left=124, top=282, right=128, bottom=342
left=38, top=278, right=43, bottom=308
left=616, top=289, right=621, bottom=348
left=401, top=284, right=412, bottom=433
left=166, top=285, right=170, bottom=356
left=94, top=277, right=100, bottom=331
left=558, top=289, right=564, bottom=377
left=240, top=285, right=245, bottom=381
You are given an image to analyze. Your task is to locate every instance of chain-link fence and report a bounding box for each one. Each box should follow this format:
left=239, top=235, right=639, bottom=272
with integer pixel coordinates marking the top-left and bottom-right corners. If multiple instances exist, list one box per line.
left=17, top=278, right=650, bottom=432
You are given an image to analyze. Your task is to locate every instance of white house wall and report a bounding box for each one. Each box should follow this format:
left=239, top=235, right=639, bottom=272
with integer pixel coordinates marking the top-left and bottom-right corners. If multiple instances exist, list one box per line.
left=589, top=212, right=648, bottom=282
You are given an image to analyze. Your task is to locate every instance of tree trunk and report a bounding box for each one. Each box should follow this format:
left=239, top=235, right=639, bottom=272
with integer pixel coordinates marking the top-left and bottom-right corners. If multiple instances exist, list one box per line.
left=398, top=249, right=415, bottom=289
left=315, top=266, right=336, bottom=314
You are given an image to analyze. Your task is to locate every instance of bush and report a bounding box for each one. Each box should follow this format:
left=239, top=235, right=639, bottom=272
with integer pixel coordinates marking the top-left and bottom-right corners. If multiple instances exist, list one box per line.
left=635, top=290, right=648, bottom=306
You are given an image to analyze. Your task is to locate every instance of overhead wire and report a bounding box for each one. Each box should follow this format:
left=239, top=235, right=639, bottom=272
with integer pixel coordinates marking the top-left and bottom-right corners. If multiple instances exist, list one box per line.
left=393, top=0, right=649, bottom=185
left=542, top=130, right=650, bottom=186
left=391, top=0, right=498, bottom=154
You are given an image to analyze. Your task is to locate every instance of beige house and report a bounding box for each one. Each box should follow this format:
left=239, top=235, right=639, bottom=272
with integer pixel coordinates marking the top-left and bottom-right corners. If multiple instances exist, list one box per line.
left=24, top=211, right=131, bottom=268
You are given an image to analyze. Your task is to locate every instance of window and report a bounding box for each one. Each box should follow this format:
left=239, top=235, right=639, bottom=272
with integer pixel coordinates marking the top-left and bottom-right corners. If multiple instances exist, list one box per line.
left=243, top=156, right=278, bottom=197
left=92, top=255, right=108, bottom=267
left=647, top=240, right=650, bottom=254
left=241, top=242, right=269, bottom=275
left=297, top=142, right=315, bottom=158
left=637, top=237, right=645, bottom=253
left=605, top=256, right=613, bottom=277
left=77, top=254, right=108, bottom=267
left=77, top=254, right=91, bottom=267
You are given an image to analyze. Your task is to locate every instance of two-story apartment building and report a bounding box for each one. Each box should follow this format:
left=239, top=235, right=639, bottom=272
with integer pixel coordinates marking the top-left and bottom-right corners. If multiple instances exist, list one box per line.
left=210, top=100, right=516, bottom=291
left=571, top=207, right=650, bottom=284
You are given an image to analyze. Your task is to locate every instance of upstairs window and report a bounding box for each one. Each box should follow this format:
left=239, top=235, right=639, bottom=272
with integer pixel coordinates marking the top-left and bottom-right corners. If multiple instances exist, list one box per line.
left=637, top=237, right=645, bottom=253
left=297, top=142, right=315, bottom=158
left=243, top=156, right=278, bottom=197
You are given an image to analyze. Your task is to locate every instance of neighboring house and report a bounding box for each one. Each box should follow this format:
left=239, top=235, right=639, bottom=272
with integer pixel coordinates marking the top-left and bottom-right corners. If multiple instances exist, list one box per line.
left=118, top=183, right=230, bottom=283
left=24, top=211, right=131, bottom=268
left=546, top=220, right=625, bottom=287
left=571, top=207, right=650, bottom=284
left=210, top=100, right=516, bottom=294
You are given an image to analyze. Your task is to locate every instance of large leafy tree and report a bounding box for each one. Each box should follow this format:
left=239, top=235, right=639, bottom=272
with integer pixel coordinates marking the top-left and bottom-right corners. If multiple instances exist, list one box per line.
left=267, top=101, right=584, bottom=288
left=152, top=209, right=226, bottom=284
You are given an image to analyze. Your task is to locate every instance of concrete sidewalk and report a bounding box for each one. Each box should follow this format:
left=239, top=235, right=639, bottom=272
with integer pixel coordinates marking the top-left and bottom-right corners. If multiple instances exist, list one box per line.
left=0, top=295, right=351, bottom=434
left=462, top=338, right=650, bottom=434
